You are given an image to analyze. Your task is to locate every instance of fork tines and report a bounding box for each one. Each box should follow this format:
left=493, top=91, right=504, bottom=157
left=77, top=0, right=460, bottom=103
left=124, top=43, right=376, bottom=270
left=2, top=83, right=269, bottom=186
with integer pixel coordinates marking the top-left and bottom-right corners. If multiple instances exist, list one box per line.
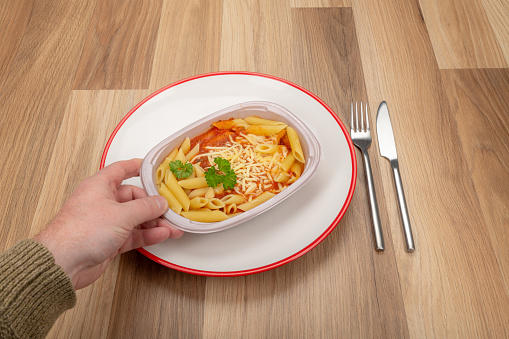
left=351, top=102, right=369, bottom=133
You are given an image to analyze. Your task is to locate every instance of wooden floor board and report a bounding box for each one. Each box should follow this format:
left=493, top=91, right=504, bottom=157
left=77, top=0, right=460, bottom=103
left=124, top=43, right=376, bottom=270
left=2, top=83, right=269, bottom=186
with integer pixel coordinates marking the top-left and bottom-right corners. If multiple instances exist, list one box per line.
left=290, top=0, right=351, bottom=8
left=0, top=0, right=97, bottom=251
left=480, top=0, right=509, bottom=65
left=149, top=0, right=222, bottom=91
left=441, top=68, right=509, bottom=298
left=352, top=0, right=509, bottom=337
left=418, top=0, right=507, bottom=68
left=0, top=0, right=34, bottom=92
left=73, top=0, right=164, bottom=90
left=107, top=251, right=207, bottom=338
left=30, top=89, right=151, bottom=338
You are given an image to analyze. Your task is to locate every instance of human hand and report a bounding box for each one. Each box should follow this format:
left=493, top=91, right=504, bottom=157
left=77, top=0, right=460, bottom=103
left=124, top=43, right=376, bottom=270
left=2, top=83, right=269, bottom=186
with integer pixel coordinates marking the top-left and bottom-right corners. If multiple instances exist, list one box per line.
left=35, top=158, right=184, bottom=290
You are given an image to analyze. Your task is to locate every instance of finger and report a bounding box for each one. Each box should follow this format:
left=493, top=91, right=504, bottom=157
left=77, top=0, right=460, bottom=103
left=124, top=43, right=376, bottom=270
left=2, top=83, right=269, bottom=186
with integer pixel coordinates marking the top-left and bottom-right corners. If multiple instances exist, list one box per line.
left=120, top=227, right=172, bottom=253
left=117, top=184, right=147, bottom=203
left=121, top=195, right=168, bottom=227
left=96, top=158, right=143, bottom=188
left=153, top=218, right=185, bottom=238
left=139, top=218, right=159, bottom=229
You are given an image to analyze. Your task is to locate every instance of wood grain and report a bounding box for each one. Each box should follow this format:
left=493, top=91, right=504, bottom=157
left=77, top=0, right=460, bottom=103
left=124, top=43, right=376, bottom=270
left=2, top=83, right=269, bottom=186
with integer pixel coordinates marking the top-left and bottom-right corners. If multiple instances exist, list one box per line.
left=27, top=90, right=150, bottom=338
left=73, top=0, right=164, bottom=90
left=0, top=0, right=34, bottom=92
left=290, top=0, right=351, bottom=7
left=149, top=0, right=222, bottom=91
left=419, top=0, right=507, bottom=68
left=441, top=69, right=509, bottom=296
left=0, top=0, right=97, bottom=251
left=1, top=0, right=508, bottom=338
left=352, top=0, right=509, bottom=336
left=480, top=0, right=509, bottom=65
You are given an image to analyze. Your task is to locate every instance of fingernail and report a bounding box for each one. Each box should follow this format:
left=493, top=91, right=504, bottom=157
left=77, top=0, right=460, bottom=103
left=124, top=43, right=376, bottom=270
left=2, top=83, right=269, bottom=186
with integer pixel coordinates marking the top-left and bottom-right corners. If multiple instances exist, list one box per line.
left=156, top=196, right=168, bottom=211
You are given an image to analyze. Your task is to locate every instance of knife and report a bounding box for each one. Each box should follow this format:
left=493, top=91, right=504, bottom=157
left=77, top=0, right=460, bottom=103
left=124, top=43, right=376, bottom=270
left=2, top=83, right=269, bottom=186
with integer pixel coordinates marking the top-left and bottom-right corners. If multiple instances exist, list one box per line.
left=376, top=102, right=415, bottom=252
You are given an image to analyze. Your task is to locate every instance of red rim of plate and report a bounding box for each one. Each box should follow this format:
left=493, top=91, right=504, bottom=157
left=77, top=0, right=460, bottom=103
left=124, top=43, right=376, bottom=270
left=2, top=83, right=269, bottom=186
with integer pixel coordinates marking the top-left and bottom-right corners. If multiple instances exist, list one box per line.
left=100, top=71, right=357, bottom=277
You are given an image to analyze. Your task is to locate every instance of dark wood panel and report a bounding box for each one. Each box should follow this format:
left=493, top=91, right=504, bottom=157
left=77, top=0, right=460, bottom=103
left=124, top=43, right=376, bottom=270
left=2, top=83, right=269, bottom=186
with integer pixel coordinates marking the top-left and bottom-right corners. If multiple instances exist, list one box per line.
left=0, top=0, right=34, bottom=92
left=107, top=251, right=207, bottom=338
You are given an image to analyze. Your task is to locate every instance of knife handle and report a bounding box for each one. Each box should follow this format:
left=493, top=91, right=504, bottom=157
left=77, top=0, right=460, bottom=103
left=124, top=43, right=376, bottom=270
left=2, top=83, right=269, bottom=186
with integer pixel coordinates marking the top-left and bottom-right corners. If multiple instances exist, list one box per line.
left=362, top=151, right=385, bottom=251
left=390, top=159, right=415, bottom=252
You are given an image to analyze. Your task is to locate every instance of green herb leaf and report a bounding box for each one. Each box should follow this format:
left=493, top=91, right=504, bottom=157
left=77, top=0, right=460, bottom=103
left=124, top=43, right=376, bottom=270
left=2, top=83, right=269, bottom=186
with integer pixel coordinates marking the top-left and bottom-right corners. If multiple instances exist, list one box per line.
left=169, top=160, right=193, bottom=179
left=204, top=157, right=237, bottom=189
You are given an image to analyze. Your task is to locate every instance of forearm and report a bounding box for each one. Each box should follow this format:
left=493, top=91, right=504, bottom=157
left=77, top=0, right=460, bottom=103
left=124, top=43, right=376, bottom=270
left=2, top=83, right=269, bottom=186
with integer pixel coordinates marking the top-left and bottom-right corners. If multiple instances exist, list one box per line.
left=0, top=240, right=76, bottom=339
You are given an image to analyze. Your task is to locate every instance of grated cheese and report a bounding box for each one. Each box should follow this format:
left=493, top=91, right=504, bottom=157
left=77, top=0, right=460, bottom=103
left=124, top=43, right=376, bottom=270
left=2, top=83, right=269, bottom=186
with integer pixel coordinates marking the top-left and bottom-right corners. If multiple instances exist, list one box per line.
left=190, top=132, right=296, bottom=199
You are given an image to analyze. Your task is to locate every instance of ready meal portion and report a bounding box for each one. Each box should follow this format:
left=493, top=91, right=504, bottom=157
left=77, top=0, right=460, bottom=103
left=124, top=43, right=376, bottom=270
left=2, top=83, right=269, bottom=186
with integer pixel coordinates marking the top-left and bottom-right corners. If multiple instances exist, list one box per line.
left=155, top=117, right=306, bottom=222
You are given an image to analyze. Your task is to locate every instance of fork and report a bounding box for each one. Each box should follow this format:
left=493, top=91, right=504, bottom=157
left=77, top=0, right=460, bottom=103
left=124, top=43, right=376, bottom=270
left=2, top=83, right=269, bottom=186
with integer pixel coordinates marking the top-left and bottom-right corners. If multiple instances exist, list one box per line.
left=351, top=102, right=385, bottom=251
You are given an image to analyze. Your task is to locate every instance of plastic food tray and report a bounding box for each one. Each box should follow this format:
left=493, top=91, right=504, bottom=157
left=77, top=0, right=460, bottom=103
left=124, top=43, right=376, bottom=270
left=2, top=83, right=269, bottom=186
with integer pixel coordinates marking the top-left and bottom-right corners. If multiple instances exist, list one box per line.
left=140, top=101, right=321, bottom=233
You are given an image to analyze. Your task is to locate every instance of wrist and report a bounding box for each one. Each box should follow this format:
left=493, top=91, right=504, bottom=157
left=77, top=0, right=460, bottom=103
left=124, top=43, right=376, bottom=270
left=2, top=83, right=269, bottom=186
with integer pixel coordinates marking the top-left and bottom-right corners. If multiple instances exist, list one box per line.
left=34, top=227, right=80, bottom=288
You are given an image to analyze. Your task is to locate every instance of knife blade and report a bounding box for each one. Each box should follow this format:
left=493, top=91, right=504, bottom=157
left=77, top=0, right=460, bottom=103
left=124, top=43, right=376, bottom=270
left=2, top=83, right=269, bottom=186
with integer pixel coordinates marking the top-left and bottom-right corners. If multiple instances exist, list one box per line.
left=376, top=102, right=415, bottom=252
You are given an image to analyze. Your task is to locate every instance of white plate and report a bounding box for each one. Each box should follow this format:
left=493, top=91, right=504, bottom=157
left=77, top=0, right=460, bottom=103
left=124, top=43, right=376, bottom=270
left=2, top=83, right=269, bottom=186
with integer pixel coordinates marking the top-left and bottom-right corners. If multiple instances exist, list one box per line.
left=101, top=72, right=357, bottom=276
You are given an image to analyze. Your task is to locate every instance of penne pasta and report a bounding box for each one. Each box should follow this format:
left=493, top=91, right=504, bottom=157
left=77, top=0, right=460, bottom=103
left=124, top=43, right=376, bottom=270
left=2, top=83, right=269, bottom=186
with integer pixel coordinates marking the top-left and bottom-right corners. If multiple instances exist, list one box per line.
left=194, top=164, right=205, bottom=177
left=186, top=143, right=200, bottom=161
left=180, top=137, right=191, bottom=155
left=156, top=162, right=170, bottom=184
left=157, top=183, right=183, bottom=214
left=204, top=187, right=215, bottom=199
left=188, top=187, right=209, bottom=199
left=237, top=192, right=275, bottom=211
left=206, top=198, right=225, bottom=209
left=221, top=194, right=246, bottom=205
left=290, top=161, right=302, bottom=177
left=158, top=115, right=306, bottom=223
left=274, top=172, right=290, bottom=182
left=280, top=153, right=295, bottom=172
left=164, top=170, right=191, bottom=212
left=286, top=127, right=305, bottom=163
left=174, top=148, right=186, bottom=163
left=189, top=197, right=209, bottom=210
left=255, top=144, right=278, bottom=154
left=244, top=116, right=286, bottom=126
left=225, top=204, right=237, bottom=214
left=167, top=148, right=179, bottom=161
left=181, top=210, right=229, bottom=222
left=244, top=125, right=286, bottom=136
left=178, top=177, right=208, bottom=189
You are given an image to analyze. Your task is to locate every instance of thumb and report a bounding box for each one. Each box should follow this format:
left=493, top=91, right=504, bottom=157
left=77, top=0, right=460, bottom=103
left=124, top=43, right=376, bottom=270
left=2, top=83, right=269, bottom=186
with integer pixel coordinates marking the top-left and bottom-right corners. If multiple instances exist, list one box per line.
left=122, top=195, right=168, bottom=227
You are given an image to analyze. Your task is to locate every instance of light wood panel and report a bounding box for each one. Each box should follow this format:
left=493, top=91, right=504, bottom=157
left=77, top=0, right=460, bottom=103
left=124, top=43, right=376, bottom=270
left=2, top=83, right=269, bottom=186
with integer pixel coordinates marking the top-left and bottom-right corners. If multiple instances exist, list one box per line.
left=0, top=0, right=97, bottom=251
left=419, top=0, right=507, bottom=68
left=73, top=0, right=164, bottom=90
left=149, top=0, right=222, bottom=91
left=290, top=0, right=351, bottom=7
left=480, top=0, right=509, bottom=65
left=220, top=0, right=294, bottom=78
left=352, top=0, right=509, bottom=337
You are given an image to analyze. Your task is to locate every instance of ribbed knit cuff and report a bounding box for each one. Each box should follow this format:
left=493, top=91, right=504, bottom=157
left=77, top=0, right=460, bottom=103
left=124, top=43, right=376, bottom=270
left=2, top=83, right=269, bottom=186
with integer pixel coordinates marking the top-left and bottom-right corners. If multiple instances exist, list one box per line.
left=0, top=239, right=76, bottom=339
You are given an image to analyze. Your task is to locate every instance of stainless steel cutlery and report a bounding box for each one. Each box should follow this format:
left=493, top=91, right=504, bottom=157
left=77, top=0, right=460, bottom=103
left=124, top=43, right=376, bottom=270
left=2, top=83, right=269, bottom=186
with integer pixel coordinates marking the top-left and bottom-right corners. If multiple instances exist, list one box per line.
left=350, top=101, right=415, bottom=252
left=376, top=102, right=415, bottom=252
left=351, top=102, right=385, bottom=251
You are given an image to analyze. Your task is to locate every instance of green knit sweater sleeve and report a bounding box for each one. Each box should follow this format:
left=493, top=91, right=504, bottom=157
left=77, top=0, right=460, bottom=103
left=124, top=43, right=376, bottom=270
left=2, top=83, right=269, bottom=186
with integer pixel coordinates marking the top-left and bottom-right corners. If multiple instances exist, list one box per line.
left=0, top=239, right=76, bottom=339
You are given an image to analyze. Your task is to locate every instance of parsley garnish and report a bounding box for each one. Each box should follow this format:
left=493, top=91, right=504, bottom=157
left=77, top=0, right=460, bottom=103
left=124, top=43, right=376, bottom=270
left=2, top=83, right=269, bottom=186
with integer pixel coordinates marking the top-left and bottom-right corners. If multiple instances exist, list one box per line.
left=205, top=157, right=237, bottom=190
left=169, top=160, right=193, bottom=179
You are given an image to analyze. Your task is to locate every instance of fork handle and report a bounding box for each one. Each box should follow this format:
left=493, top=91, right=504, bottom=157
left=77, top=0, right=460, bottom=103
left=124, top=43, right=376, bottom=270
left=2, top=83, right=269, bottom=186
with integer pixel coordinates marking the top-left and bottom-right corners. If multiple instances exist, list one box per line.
left=390, top=159, right=415, bottom=252
left=362, top=151, right=385, bottom=251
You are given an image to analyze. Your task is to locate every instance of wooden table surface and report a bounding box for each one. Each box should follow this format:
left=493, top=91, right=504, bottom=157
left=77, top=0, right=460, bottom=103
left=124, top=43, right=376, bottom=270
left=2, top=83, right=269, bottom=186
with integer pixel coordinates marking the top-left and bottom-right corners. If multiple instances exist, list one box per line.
left=1, top=0, right=509, bottom=338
